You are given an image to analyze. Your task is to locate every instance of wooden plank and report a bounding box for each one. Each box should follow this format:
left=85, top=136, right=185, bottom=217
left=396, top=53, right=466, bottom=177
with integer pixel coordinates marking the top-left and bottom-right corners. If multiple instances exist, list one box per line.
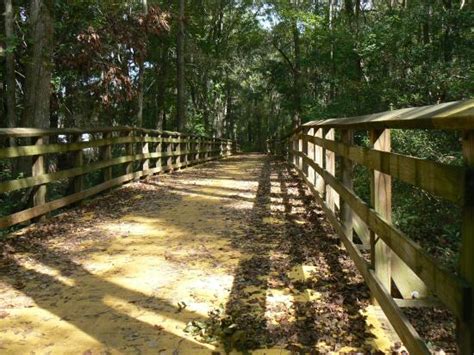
left=0, top=135, right=136, bottom=158
left=324, top=129, right=338, bottom=212
left=301, top=99, right=474, bottom=130
left=458, top=130, right=474, bottom=353
left=142, top=133, right=150, bottom=177
left=307, top=128, right=315, bottom=185
left=370, top=129, right=392, bottom=299
left=32, top=137, right=46, bottom=222
left=305, top=134, right=464, bottom=204
left=101, top=132, right=113, bottom=182
left=341, top=130, right=354, bottom=242
left=156, top=135, right=163, bottom=172
left=0, top=149, right=229, bottom=230
left=72, top=135, right=84, bottom=194
left=125, top=131, right=134, bottom=175
left=302, top=129, right=309, bottom=176
left=315, top=129, right=325, bottom=195
left=292, top=163, right=431, bottom=355
left=353, top=207, right=428, bottom=299
left=293, top=149, right=470, bottom=319
left=166, top=138, right=173, bottom=170
left=0, top=150, right=217, bottom=194
left=394, top=298, right=442, bottom=308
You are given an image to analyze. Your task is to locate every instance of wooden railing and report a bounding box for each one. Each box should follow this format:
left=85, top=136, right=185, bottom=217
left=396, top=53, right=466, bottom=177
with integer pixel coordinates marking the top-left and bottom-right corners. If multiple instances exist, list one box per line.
left=268, top=99, right=474, bottom=354
left=0, top=127, right=239, bottom=230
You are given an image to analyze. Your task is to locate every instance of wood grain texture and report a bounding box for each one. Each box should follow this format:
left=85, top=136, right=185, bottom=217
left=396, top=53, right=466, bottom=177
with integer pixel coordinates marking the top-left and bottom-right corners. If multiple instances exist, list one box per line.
left=293, top=149, right=469, bottom=319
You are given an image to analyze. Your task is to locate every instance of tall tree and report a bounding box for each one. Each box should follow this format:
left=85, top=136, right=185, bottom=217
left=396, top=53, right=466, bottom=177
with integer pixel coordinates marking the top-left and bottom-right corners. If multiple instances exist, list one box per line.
left=176, top=0, right=186, bottom=131
left=136, top=0, right=148, bottom=127
left=4, top=0, right=16, bottom=145
left=21, top=0, right=53, bottom=129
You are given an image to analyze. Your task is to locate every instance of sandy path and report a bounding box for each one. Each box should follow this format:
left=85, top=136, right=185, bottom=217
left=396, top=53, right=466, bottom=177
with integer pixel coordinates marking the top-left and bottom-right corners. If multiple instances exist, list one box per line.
left=0, top=154, right=397, bottom=354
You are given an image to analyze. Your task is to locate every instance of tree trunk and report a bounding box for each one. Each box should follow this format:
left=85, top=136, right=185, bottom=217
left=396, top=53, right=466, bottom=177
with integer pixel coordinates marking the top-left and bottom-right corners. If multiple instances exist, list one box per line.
left=292, top=19, right=302, bottom=128
left=21, top=0, right=53, bottom=129
left=155, top=44, right=169, bottom=130
left=176, top=0, right=186, bottom=131
left=19, top=0, right=53, bottom=177
left=4, top=0, right=17, bottom=147
left=136, top=0, right=148, bottom=128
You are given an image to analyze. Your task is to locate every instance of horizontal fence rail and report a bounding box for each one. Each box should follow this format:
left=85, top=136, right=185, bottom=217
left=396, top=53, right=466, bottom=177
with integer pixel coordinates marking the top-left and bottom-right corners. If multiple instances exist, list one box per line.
left=268, top=99, right=474, bottom=354
left=0, top=126, right=239, bottom=230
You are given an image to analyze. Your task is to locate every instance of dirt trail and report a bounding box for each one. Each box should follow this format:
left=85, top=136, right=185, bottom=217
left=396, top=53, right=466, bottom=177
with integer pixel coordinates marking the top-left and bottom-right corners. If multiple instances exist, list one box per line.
left=0, top=154, right=398, bottom=354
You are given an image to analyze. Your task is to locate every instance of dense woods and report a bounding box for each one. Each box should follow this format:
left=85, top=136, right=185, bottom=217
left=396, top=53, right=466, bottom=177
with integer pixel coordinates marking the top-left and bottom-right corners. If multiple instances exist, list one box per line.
left=0, top=0, right=474, bottom=353
left=1, top=0, right=472, bottom=255
left=1, top=0, right=471, bottom=146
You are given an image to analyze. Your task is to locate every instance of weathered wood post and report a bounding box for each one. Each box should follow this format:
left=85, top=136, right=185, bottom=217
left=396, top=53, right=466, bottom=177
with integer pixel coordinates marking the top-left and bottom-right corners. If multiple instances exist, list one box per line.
left=324, top=128, right=336, bottom=212
left=32, top=135, right=47, bottom=221
left=307, top=128, right=315, bottom=185
left=315, top=128, right=325, bottom=196
left=101, top=131, right=112, bottom=182
left=73, top=134, right=84, bottom=196
left=142, top=133, right=150, bottom=176
left=194, top=136, right=199, bottom=162
left=369, top=129, right=392, bottom=298
left=166, top=135, right=173, bottom=171
left=156, top=133, right=162, bottom=173
left=124, top=130, right=134, bottom=175
left=175, top=134, right=181, bottom=169
left=341, top=129, right=354, bottom=243
left=459, top=130, right=474, bottom=353
left=298, top=133, right=303, bottom=171
left=302, top=128, right=309, bottom=177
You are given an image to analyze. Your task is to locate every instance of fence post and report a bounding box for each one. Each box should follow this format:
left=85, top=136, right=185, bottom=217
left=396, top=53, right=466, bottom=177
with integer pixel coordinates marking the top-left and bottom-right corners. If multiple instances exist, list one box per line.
left=315, top=128, right=324, bottom=196
left=167, top=135, right=173, bottom=171
left=175, top=135, right=181, bottom=169
left=142, top=133, right=149, bottom=176
left=124, top=130, right=134, bottom=175
left=302, top=128, right=309, bottom=177
left=341, top=129, right=354, bottom=242
left=369, top=129, right=392, bottom=299
left=101, top=131, right=112, bottom=182
left=73, top=134, right=84, bottom=196
left=458, top=130, right=474, bottom=353
left=32, top=136, right=47, bottom=220
left=307, top=128, right=315, bottom=185
left=324, top=128, right=336, bottom=213
left=156, top=133, right=162, bottom=173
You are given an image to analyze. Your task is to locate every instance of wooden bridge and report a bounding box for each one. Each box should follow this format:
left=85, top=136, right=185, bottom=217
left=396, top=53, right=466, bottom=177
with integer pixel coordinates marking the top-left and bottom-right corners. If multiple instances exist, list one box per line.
left=0, top=100, right=473, bottom=354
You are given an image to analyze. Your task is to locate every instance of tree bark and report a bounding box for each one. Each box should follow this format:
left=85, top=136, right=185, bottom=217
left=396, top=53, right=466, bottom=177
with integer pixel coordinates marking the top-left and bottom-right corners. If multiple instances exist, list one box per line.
left=136, top=0, right=148, bottom=128
left=21, top=0, right=53, bottom=129
left=155, top=45, right=169, bottom=130
left=292, top=19, right=302, bottom=128
left=4, top=0, right=17, bottom=147
left=176, top=0, right=186, bottom=131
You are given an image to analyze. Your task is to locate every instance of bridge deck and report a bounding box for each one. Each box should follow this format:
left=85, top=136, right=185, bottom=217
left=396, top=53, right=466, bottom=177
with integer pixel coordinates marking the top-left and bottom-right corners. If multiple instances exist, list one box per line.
left=0, top=154, right=399, bottom=354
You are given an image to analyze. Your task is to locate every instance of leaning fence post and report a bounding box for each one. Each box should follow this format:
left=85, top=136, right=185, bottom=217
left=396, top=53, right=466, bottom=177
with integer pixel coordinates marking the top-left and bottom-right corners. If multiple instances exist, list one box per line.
left=369, top=128, right=392, bottom=299
left=458, top=130, right=474, bottom=353
left=32, top=135, right=47, bottom=220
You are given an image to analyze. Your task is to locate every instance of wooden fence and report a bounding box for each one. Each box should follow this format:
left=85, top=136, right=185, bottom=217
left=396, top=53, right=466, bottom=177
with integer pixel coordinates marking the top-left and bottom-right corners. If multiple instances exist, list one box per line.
left=268, top=99, right=474, bottom=354
left=0, top=127, right=238, bottom=230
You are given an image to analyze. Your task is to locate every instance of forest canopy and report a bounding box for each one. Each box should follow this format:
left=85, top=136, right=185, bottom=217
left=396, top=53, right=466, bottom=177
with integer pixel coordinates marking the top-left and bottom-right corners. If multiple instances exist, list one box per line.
left=0, top=0, right=472, bottom=150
